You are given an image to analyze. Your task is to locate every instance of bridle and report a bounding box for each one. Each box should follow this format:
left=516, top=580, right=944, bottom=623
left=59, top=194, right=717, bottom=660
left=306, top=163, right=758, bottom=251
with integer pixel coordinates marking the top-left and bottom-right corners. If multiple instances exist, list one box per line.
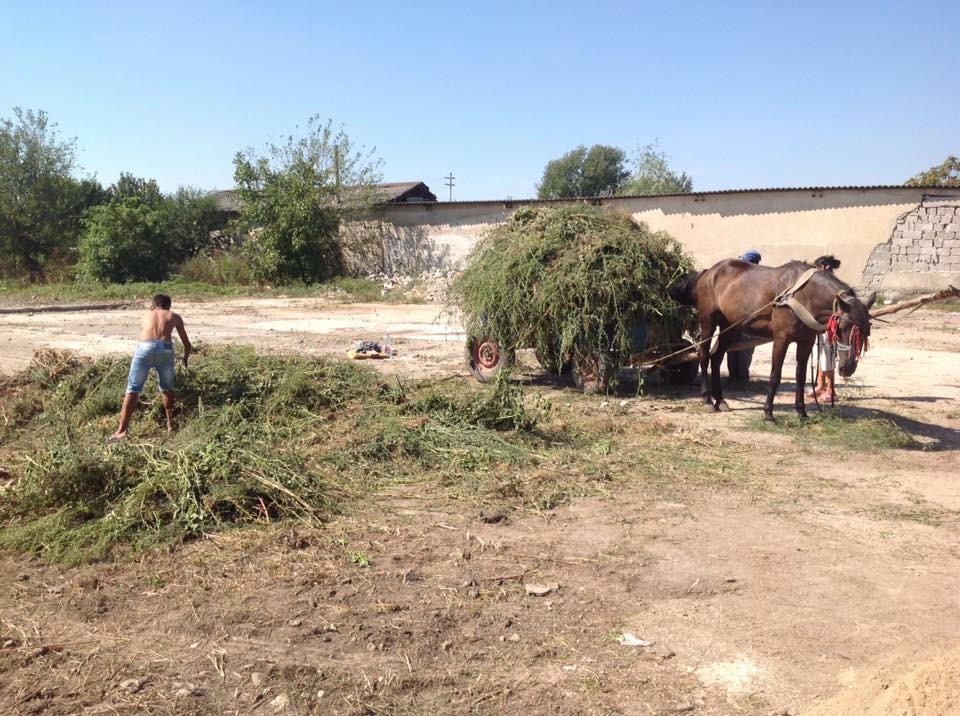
left=827, top=291, right=869, bottom=362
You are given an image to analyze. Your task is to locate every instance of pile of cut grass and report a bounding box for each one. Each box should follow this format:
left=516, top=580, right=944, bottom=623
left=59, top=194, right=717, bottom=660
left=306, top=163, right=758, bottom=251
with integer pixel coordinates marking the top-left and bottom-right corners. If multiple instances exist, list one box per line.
left=0, top=347, right=564, bottom=564
left=448, top=204, right=695, bottom=372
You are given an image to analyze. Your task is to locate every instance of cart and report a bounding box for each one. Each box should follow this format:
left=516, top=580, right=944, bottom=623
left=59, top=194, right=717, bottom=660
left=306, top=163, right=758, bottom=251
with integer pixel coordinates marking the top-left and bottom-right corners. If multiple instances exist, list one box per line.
left=465, top=320, right=705, bottom=394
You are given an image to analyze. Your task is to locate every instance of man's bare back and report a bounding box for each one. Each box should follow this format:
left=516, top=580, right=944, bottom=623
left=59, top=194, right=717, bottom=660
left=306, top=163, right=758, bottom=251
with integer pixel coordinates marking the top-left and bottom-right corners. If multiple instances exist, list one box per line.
left=139, top=306, right=191, bottom=368
left=140, top=307, right=187, bottom=342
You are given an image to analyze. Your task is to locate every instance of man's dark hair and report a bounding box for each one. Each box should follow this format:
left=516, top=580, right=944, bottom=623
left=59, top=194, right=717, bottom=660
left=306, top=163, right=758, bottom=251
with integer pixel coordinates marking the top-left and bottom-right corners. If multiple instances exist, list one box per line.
left=151, top=294, right=172, bottom=310
left=813, top=255, right=841, bottom=271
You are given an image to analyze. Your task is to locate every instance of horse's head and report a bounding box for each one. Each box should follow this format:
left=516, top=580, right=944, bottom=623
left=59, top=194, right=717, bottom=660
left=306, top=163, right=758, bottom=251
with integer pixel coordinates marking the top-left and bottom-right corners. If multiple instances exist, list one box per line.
left=832, top=290, right=875, bottom=377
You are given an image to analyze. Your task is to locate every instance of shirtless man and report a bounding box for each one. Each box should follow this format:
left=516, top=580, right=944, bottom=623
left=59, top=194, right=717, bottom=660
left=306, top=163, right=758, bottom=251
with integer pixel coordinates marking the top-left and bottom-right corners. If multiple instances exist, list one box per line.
left=108, top=294, right=192, bottom=442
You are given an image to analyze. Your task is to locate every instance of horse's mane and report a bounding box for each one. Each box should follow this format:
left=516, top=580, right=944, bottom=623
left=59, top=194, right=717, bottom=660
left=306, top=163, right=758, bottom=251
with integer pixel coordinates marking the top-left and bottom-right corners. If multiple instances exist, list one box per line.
left=806, top=263, right=871, bottom=328
left=669, top=270, right=705, bottom=306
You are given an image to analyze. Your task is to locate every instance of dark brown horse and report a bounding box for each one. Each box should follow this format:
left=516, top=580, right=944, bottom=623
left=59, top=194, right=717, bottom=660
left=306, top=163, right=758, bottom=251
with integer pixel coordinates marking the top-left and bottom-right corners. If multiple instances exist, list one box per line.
left=672, top=259, right=875, bottom=420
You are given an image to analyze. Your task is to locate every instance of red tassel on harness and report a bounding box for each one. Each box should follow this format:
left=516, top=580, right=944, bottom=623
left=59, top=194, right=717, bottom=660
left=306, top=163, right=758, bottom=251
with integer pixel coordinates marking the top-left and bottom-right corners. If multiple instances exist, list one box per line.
left=827, top=312, right=867, bottom=360
left=826, top=313, right=842, bottom=344
left=850, top=325, right=867, bottom=358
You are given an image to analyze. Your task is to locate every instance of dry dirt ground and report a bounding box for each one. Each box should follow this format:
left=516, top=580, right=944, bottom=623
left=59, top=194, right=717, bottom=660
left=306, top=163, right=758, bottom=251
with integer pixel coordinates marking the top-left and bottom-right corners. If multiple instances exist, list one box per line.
left=1, top=299, right=959, bottom=715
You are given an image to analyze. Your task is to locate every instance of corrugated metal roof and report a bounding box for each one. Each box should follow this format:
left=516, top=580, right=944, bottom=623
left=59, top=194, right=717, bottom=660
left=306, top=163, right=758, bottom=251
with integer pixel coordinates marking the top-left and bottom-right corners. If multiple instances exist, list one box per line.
left=208, top=181, right=437, bottom=211
left=388, top=185, right=957, bottom=207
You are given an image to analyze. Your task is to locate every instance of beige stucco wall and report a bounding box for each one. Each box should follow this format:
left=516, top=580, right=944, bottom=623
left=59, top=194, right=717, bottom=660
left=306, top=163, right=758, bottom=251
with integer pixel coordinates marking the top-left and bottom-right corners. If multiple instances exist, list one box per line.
left=369, top=187, right=960, bottom=293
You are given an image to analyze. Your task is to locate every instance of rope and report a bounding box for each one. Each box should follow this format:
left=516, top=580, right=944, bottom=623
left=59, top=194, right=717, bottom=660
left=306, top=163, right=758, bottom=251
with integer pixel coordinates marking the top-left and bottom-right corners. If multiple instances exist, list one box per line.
left=636, top=297, right=778, bottom=368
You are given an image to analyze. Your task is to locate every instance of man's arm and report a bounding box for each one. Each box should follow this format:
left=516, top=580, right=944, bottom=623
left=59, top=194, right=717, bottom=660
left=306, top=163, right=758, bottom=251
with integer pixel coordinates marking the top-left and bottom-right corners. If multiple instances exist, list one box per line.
left=174, top=314, right=192, bottom=367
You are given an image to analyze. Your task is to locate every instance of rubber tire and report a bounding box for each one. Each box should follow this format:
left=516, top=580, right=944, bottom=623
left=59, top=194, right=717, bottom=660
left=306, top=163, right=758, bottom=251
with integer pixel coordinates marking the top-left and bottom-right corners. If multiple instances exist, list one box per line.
left=666, top=357, right=699, bottom=385
left=466, top=335, right=513, bottom=383
left=572, top=353, right=617, bottom=395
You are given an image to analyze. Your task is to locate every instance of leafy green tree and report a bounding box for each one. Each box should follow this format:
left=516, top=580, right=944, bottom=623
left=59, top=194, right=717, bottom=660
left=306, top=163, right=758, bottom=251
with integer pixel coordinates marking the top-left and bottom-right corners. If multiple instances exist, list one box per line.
left=905, top=155, right=960, bottom=187
left=0, top=108, right=105, bottom=280
left=536, top=144, right=629, bottom=199
left=76, top=173, right=223, bottom=282
left=231, top=116, right=382, bottom=284
left=76, top=197, right=168, bottom=283
left=159, top=187, right=223, bottom=259
left=109, top=172, right=163, bottom=205
left=619, top=142, right=693, bottom=196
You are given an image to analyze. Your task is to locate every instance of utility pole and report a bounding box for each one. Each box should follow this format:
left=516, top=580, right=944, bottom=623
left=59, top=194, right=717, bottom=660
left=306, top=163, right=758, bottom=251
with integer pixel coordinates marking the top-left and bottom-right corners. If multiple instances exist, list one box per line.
left=334, top=145, right=341, bottom=204
left=444, top=172, right=455, bottom=201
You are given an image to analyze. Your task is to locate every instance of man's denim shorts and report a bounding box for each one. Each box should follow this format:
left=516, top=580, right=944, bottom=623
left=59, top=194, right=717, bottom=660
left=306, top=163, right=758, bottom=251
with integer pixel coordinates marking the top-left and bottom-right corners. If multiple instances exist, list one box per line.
left=126, top=340, right=176, bottom=393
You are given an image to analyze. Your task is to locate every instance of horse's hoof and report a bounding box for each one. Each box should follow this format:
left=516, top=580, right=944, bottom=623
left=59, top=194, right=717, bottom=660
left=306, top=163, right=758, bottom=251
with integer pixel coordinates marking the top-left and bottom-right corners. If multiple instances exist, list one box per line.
left=716, top=400, right=731, bottom=412
left=702, top=403, right=717, bottom=413
left=763, top=413, right=775, bottom=423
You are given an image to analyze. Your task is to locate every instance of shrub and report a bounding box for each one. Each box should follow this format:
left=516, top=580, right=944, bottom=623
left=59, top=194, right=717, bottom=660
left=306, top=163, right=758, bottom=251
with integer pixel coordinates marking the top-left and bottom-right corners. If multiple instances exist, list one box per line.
left=77, top=176, right=223, bottom=283
left=76, top=197, right=172, bottom=282
left=177, top=250, right=252, bottom=285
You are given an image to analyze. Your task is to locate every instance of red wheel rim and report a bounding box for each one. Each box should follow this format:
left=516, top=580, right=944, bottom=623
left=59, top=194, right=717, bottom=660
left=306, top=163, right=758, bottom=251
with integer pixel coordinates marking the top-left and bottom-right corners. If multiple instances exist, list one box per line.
left=473, top=339, right=500, bottom=370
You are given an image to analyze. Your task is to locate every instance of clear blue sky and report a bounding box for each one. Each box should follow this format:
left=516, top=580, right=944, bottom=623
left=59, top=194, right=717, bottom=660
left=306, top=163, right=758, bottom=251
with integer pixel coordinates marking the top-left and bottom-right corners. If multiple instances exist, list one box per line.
left=2, top=1, right=956, bottom=201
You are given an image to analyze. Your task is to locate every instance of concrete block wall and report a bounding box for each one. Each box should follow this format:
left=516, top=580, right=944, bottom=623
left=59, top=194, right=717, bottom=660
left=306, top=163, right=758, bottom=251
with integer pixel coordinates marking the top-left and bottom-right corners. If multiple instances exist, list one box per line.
left=863, top=200, right=960, bottom=295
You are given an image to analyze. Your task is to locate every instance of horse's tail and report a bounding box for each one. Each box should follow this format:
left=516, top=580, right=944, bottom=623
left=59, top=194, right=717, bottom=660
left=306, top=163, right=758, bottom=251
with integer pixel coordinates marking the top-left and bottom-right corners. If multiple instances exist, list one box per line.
left=670, top=270, right=704, bottom=307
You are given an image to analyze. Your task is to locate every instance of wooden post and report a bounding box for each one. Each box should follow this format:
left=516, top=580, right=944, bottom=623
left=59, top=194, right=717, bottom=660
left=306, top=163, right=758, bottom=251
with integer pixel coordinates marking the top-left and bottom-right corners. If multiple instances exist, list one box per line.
left=334, top=145, right=341, bottom=204
left=870, top=286, right=959, bottom=318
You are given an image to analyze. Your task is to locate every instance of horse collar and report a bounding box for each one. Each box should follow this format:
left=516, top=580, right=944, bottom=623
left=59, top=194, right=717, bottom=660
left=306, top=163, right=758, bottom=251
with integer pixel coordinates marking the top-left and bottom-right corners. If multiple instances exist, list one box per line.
left=774, top=268, right=828, bottom=331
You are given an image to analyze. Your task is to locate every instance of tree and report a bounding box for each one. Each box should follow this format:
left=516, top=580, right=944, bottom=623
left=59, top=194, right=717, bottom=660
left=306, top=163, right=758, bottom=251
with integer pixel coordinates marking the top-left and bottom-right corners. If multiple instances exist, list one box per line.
left=0, top=108, right=104, bottom=280
left=76, top=172, right=223, bottom=283
left=109, top=172, right=163, bottom=205
left=231, top=116, right=382, bottom=284
left=905, top=155, right=960, bottom=187
left=158, top=187, right=222, bottom=260
left=77, top=196, right=168, bottom=283
left=536, top=145, right=628, bottom=199
left=618, top=142, right=693, bottom=196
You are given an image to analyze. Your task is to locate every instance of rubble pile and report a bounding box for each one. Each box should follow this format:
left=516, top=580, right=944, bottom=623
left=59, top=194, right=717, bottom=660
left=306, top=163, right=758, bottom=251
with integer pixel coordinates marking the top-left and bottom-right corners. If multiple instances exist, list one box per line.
left=366, top=268, right=458, bottom=302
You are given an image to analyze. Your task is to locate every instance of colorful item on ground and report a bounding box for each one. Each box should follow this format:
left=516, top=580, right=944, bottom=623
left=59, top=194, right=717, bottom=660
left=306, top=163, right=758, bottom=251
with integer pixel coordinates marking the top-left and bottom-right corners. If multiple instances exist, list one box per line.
left=347, top=340, right=391, bottom=360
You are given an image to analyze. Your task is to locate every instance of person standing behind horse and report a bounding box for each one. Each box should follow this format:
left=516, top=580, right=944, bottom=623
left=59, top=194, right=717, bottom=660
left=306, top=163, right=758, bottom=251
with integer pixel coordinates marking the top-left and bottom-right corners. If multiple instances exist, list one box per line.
left=727, top=249, right=762, bottom=382
left=807, top=255, right=842, bottom=401
left=108, top=294, right=192, bottom=443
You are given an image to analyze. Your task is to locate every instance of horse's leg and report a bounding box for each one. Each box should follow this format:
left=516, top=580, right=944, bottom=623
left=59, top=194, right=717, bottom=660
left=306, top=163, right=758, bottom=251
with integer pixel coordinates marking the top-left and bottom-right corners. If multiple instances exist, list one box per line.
left=711, top=345, right=730, bottom=411
left=764, top=338, right=790, bottom=421
left=698, top=319, right=715, bottom=410
left=794, top=339, right=815, bottom=419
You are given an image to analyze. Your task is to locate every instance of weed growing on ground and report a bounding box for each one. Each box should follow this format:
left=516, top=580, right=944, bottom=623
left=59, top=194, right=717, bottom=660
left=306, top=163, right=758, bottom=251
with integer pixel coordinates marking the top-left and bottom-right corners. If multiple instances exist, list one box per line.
left=920, top=298, right=960, bottom=313
left=870, top=503, right=954, bottom=528
left=0, top=277, right=424, bottom=304
left=752, top=411, right=920, bottom=450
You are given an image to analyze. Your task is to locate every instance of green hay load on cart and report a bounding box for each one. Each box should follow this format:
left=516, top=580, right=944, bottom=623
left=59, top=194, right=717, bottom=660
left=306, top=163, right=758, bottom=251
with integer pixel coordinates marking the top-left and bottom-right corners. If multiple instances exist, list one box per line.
left=448, top=204, right=696, bottom=376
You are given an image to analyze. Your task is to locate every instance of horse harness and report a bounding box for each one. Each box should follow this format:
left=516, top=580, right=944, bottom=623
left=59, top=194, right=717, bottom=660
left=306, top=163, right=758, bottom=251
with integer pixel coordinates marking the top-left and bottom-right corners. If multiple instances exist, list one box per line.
left=773, top=268, right=867, bottom=360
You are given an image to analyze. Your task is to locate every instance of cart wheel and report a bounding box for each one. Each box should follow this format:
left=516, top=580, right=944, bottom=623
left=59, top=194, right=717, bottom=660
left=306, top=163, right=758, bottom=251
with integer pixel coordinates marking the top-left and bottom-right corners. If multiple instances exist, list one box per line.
left=572, top=353, right=616, bottom=394
left=466, top=335, right=512, bottom=383
left=666, top=358, right=699, bottom=385
left=665, top=336, right=700, bottom=385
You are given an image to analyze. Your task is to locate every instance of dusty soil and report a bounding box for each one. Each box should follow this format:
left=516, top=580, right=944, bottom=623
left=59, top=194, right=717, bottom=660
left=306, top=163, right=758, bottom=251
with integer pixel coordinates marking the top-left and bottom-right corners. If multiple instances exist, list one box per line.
left=0, top=298, right=466, bottom=379
left=2, top=299, right=959, bottom=714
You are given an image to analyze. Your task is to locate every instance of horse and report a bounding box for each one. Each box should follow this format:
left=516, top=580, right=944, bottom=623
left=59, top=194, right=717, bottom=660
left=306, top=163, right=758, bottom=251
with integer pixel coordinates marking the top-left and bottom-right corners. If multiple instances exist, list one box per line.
left=671, top=259, right=875, bottom=421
